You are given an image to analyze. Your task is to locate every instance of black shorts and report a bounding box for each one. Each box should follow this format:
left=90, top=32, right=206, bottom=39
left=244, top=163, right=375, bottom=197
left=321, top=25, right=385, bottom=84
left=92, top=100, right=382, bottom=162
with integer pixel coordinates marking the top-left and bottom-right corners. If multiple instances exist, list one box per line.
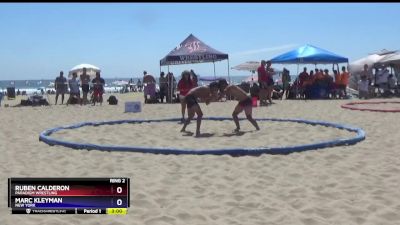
left=82, top=84, right=90, bottom=93
left=239, top=97, right=252, bottom=107
left=259, top=79, right=273, bottom=89
left=266, top=77, right=274, bottom=86
left=185, top=94, right=198, bottom=108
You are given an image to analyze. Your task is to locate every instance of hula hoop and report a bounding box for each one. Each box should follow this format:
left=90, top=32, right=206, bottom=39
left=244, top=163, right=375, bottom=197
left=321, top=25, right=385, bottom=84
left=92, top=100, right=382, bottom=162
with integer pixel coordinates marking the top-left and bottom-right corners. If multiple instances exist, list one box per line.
left=39, top=117, right=365, bottom=156
left=341, top=101, right=400, bottom=112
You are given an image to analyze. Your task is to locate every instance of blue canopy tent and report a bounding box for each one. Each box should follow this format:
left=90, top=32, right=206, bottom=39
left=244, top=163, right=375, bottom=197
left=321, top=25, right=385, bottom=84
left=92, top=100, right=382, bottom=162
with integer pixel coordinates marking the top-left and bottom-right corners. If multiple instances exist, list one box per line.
left=270, top=44, right=349, bottom=99
left=270, top=44, right=348, bottom=65
left=160, top=34, right=230, bottom=81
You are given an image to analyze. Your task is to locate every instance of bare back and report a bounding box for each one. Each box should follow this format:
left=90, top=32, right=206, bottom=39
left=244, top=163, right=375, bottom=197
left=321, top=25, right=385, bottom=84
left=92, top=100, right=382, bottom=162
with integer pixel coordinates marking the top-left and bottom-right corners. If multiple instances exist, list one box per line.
left=225, top=85, right=249, bottom=102
left=186, top=86, right=213, bottom=101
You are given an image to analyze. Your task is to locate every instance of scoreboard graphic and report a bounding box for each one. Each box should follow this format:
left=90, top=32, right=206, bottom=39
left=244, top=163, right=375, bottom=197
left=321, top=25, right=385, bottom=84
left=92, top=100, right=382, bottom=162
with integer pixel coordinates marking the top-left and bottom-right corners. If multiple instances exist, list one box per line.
left=8, top=178, right=130, bottom=214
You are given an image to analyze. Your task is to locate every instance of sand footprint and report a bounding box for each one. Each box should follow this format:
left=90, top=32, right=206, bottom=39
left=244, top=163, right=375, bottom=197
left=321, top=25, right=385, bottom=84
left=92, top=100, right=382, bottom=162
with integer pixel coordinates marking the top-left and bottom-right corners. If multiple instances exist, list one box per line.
left=176, top=212, right=207, bottom=223
left=144, top=216, right=176, bottom=225
left=377, top=210, right=400, bottom=222
left=314, top=207, right=336, bottom=220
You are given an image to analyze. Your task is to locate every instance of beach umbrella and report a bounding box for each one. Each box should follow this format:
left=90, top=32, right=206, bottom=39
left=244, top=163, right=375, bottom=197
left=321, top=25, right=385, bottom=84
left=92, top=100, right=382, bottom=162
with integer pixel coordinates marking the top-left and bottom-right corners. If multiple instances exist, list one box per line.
left=232, top=61, right=260, bottom=83
left=232, top=61, right=260, bottom=72
left=69, top=63, right=101, bottom=80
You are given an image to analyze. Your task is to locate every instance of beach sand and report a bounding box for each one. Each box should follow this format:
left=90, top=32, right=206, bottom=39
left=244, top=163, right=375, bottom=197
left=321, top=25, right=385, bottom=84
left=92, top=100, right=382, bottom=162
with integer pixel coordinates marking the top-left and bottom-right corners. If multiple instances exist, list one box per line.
left=1, top=93, right=400, bottom=225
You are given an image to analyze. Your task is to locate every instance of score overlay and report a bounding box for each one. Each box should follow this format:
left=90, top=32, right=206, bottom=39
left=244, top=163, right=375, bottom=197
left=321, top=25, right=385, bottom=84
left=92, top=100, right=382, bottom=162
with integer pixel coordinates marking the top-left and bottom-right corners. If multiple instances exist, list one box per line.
left=8, top=178, right=130, bottom=214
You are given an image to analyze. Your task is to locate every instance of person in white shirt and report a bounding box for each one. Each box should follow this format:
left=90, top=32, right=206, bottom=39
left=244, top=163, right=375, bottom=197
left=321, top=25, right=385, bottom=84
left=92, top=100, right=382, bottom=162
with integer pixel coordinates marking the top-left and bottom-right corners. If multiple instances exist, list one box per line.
left=376, top=68, right=390, bottom=92
left=67, top=72, right=81, bottom=105
left=358, top=75, right=369, bottom=99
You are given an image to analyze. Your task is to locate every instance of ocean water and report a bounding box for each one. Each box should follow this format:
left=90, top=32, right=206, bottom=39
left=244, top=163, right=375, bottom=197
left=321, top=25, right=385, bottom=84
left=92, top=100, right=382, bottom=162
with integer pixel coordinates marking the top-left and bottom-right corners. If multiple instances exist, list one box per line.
left=0, top=76, right=243, bottom=89
left=0, top=74, right=296, bottom=94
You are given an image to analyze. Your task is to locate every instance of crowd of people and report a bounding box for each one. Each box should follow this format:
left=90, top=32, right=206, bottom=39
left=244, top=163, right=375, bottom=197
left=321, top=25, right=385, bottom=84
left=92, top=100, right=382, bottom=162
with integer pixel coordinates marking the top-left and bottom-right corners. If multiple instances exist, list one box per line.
left=54, top=67, right=105, bottom=105
left=253, top=60, right=399, bottom=100
left=356, top=64, right=399, bottom=99
left=5, top=61, right=396, bottom=109
left=287, top=65, right=350, bottom=99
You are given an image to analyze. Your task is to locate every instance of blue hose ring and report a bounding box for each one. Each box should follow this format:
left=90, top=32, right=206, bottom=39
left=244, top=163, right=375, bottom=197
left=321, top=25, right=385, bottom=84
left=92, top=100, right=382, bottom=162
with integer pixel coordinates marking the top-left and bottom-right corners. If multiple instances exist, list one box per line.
left=39, top=117, right=365, bottom=155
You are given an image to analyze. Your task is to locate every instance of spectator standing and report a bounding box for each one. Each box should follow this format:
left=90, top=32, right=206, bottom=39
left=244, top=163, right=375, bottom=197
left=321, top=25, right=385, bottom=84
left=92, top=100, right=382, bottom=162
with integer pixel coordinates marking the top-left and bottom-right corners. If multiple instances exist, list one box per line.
left=55, top=71, right=67, bottom=105
left=159, top=72, right=168, bottom=103
left=80, top=67, right=91, bottom=105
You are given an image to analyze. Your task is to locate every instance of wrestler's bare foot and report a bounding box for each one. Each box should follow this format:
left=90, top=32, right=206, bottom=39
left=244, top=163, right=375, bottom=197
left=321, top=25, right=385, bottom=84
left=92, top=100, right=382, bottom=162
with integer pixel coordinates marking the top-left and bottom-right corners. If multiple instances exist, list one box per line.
left=195, top=131, right=201, bottom=137
left=180, top=128, right=186, bottom=132
left=234, top=128, right=240, bottom=133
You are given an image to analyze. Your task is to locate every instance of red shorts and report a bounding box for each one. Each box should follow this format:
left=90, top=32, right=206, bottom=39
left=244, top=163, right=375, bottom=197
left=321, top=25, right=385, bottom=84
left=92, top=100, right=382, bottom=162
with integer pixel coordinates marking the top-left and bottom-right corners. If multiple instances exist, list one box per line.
left=93, top=90, right=103, bottom=98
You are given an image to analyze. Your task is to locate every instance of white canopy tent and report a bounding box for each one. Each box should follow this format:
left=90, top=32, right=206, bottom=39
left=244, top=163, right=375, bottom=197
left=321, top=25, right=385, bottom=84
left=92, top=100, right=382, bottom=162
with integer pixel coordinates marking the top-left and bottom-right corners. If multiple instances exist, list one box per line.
left=69, top=64, right=101, bottom=80
left=348, top=50, right=398, bottom=89
left=348, top=54, right=388, bottom=75
left=379, top=53, right=400, bottom=81
left=380, top=53, right=400, bottom=65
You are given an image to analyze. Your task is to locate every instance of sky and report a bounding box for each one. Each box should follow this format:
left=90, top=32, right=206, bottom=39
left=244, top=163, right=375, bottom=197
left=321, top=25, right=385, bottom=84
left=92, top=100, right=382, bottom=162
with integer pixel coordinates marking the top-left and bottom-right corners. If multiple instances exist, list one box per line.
left=0, top=3, right=399, bottom=80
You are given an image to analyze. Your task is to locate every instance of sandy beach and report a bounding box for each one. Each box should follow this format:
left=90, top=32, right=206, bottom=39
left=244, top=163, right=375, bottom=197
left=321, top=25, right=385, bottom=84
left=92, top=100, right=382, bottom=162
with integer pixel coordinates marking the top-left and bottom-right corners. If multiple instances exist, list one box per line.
left=1, top=93, right=400, bottom=225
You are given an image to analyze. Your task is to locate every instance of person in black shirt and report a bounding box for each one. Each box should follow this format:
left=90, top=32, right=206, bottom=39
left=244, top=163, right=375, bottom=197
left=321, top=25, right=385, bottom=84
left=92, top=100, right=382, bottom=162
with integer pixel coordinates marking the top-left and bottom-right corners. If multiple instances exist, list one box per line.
left=91, top=72, right=105, bottom=105
left=55, top=71, right=67, bottom=105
